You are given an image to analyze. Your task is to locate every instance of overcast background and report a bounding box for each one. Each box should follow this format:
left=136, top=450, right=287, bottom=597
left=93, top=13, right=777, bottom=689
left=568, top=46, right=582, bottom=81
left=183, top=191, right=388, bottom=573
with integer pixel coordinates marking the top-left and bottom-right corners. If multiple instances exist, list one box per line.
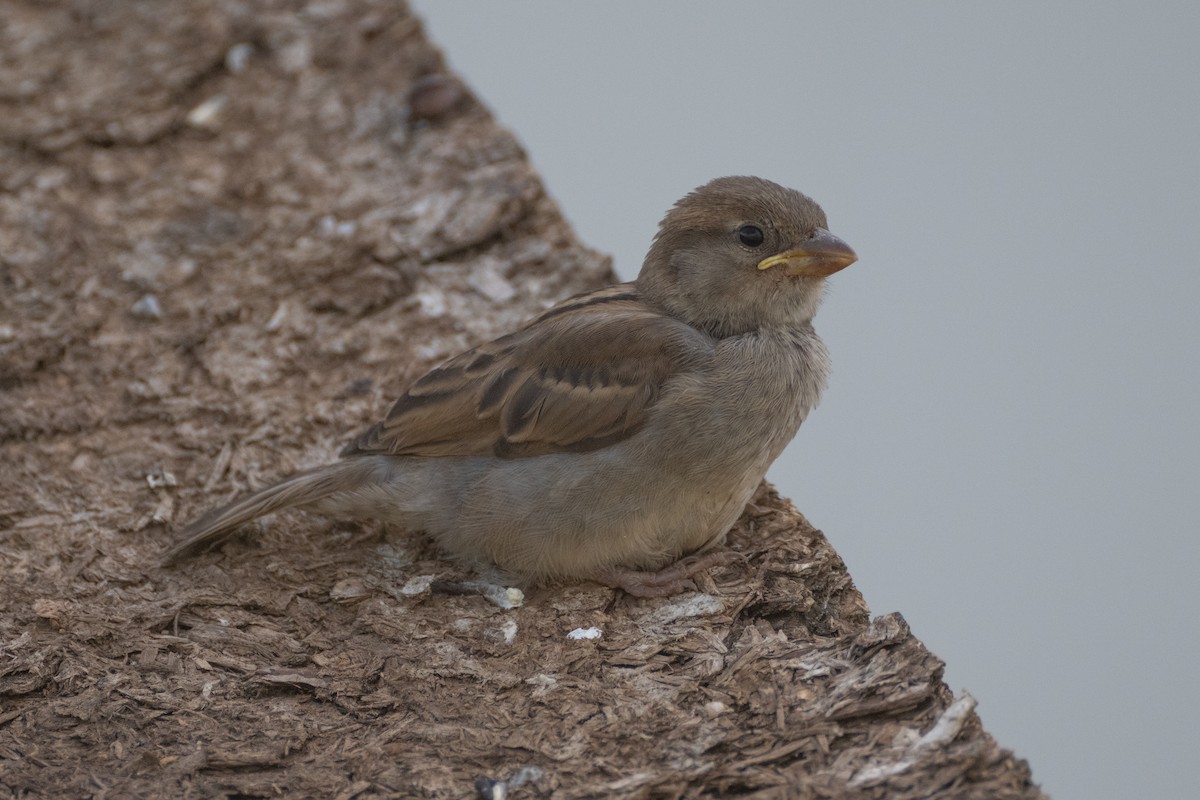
left=413, top=3, right=1199, bottom=797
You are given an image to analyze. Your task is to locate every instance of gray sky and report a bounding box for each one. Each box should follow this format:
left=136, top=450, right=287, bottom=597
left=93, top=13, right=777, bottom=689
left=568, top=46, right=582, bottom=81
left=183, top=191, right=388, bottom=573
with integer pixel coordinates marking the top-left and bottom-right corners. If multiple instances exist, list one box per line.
left=414, top=3, right=1200, bottom=797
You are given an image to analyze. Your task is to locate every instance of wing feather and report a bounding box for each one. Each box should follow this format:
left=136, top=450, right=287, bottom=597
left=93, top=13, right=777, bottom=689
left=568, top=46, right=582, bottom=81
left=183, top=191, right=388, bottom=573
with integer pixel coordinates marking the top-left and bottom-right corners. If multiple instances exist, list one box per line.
left=341, top=286, right=713, bottom=459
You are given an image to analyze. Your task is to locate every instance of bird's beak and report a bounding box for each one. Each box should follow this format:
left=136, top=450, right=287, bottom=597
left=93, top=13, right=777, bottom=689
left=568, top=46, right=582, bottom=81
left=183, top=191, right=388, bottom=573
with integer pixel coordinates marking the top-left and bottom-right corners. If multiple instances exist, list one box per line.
left=756, top=228, right=857, bottom=278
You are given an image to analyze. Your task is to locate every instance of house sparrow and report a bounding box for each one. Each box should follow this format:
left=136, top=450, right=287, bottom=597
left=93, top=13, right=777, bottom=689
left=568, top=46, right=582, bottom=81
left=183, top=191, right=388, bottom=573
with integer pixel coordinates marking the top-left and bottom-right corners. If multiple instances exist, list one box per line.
left=166, top=176, right=857, bottom=596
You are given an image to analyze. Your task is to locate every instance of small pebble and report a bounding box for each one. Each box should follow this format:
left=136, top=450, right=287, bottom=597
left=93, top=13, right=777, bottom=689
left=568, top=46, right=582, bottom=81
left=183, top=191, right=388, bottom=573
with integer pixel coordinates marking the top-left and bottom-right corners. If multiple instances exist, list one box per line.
left=317, top=214, right=357, bottom=237
left=408, top=73, right=465, bottom=120
left=225, top=42, right=254, bottom=74
left=131, top=294, right=162, bottom=319
left=185, top=95, right=228, bottom=130
left=400, top=575, right=434, bottom=596
left=480, top=584, right=524, bottom=609
left=329, top=578, right=371, bottom=604
left=146, top=468, right=177, bottom=489
left=264, top=302, right=288, bottom=332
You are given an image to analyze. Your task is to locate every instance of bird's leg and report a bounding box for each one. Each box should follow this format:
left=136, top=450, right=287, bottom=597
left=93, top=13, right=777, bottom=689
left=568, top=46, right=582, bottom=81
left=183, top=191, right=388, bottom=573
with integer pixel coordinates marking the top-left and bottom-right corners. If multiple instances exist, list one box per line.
left=593, top=550, right=738, bottom=598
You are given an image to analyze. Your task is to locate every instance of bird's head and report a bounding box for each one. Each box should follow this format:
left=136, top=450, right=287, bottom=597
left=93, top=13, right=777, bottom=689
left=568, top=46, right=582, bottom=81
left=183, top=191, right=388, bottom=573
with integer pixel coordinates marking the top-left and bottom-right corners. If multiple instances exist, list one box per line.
left=637, top=176, right=857, bottom=336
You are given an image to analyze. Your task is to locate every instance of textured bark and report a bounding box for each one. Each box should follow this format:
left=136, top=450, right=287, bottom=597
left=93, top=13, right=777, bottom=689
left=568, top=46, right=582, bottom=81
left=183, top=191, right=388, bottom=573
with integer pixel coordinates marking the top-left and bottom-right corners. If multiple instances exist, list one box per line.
left=0, top=2, right=1045, bottom=797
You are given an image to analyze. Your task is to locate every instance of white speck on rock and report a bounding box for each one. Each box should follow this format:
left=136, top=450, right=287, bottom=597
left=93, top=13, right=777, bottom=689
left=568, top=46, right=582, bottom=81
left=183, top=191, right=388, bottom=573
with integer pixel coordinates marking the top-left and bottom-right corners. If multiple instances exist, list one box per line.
left=264, top=302, right=288, bottom=332
left=567, top=626, right=602, bottom=640
left=185, top=95, right=228, bottom=130
left=145, top=469, right=177, bottom=489
left=704, top=701, right=729, bottom=716
left=317, top=215, right=358, bottom=238
left=415, top=287, right=446, bottom=318
left=130, top=294, right=162, bottom=319
left=172, top=258, right=198, bottom=284
left=400, top=575, right=434, bottom=596
left=467, top=258, right=517, bottom=303
left=225, top=43, right=254, bottom=74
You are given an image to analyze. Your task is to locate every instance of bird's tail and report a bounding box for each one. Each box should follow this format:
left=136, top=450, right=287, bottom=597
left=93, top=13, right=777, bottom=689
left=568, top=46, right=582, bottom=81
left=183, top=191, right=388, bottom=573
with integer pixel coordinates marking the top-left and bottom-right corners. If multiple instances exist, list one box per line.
left=163, top=459, right=383, bottom=563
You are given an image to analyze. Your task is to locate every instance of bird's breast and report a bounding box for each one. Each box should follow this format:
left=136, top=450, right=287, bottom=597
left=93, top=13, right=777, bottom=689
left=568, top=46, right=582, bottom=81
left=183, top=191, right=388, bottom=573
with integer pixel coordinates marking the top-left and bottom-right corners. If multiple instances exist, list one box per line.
left=661, top=325, right=830, bottom=469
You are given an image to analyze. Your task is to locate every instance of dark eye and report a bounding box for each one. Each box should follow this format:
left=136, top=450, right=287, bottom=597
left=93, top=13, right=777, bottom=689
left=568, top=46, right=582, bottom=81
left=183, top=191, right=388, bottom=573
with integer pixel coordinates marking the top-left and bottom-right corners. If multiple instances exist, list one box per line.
left=737, top=225, right=765, bottom=247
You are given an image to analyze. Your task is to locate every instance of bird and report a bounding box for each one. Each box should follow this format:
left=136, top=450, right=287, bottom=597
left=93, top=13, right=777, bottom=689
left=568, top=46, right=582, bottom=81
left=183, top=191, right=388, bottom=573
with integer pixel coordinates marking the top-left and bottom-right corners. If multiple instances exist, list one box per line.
left=166, top=176, right=857, bottom=597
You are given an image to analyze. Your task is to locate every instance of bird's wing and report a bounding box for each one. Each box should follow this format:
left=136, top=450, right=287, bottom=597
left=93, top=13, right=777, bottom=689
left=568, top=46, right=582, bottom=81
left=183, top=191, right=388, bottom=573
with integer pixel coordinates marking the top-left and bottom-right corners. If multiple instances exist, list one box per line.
left=342, top=285, right=714, bottom=459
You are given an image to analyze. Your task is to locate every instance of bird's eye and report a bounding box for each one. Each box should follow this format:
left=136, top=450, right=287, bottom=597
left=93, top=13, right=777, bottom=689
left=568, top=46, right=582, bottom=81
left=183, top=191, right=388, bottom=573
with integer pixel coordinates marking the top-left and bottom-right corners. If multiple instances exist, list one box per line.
left=737, top=225, right=765, bottom=247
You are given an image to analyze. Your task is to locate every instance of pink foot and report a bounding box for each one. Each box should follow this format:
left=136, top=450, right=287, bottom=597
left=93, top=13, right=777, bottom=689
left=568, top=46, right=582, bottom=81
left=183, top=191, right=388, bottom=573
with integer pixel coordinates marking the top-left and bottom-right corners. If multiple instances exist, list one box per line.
left=594, top=551, right=738, bottom=598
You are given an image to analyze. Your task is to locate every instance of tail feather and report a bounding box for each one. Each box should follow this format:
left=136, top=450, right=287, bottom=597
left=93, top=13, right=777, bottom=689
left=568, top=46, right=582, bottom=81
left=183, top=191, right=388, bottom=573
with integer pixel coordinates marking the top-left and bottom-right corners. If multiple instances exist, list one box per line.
left=164, top=459, right=381, bottom=563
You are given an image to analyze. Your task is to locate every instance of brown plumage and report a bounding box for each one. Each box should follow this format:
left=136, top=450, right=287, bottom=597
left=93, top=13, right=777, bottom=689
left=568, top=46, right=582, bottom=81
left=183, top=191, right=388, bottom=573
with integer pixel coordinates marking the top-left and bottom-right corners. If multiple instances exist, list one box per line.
left=342, top=288, right=708, bottom=459
left=166, top=176, right=857, bottom=596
